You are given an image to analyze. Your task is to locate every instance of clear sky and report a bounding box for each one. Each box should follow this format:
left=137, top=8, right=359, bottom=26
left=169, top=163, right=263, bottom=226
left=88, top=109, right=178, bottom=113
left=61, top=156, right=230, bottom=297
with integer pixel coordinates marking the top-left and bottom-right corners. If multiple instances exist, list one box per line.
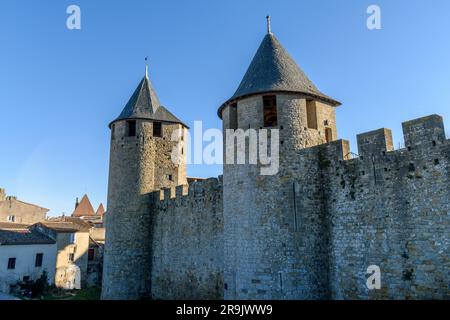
left=1, top=0, right=449, bottom=216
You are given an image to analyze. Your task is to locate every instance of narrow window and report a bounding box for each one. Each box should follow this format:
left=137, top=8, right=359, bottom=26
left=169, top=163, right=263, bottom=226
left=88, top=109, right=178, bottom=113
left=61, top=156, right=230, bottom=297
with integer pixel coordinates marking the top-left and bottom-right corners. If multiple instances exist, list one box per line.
left=35, top=253, right=43, bottom=267
left=68, top=253, right=75, bottom=262
left=88, top=248, right=95, bottom=261
left=279, top=273, right=283, bottom=291
left=325, top=127, right=333, bottom=143
left=263, top=95, right=277, bottom=127
left=7, top=258, right=16, bottom=270
left=7, top=215, right=15, bottom=222
left=127, top=120, right=136, bottom=137
left=168, top=174, right=173, bottom=181
left=434, top=159, right=440, bottom=165
left=306, top=100, right=318, bottom=129
left=229, top=103, right=238, bottom=130
left=153, top=122, right=162, bottom=137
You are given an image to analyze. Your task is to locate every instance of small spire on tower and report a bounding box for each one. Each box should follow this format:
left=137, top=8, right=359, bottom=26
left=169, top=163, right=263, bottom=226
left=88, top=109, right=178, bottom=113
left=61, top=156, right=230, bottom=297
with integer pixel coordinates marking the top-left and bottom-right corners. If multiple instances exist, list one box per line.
left=145, top=56, right=149, bottom=78
left=266, top=15, right=272, bottom=34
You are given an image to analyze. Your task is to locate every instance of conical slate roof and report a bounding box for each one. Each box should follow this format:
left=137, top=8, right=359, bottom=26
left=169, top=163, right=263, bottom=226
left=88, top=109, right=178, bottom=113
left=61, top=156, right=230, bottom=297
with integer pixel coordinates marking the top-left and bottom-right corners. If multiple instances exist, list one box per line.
left=72, top=195, right=96, bottom=217
left=218, top=33, right=340, bottom=118
left=110, top=73, right=187, bottom=128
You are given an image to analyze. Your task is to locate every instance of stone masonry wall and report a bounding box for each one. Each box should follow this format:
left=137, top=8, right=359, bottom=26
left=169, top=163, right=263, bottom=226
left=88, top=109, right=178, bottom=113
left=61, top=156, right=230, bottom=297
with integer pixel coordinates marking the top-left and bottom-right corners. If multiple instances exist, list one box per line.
left=104, top=105, right=449, bottom=300
left=150, top=178, right=223, bottom=299
left=102, top=119, right=187, bottom=300
left=295, top=115, right=449, bottom=299
left=222, top=94, right=337, bottom=299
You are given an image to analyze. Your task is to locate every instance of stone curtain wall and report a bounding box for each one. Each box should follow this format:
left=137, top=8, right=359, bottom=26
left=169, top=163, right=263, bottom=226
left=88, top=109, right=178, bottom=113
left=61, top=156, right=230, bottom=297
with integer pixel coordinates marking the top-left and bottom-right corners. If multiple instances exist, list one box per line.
left=150, top=178, right=224, bottom=299
left=296, top=115, right=449, bottom=299
left=103, top=112, right=448, bottom=299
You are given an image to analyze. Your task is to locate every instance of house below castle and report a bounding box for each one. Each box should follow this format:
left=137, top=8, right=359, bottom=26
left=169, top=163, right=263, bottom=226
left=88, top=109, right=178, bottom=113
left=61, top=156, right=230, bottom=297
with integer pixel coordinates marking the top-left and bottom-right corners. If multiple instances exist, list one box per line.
left=0, top=191, right=105, bottom=294
left=0, top=222, right=56, bottom=294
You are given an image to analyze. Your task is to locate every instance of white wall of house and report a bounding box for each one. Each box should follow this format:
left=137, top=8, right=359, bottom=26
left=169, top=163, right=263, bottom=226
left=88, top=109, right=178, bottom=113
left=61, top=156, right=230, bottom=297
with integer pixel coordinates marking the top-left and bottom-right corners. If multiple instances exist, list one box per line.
left=0, top=244, right=57, bottom=293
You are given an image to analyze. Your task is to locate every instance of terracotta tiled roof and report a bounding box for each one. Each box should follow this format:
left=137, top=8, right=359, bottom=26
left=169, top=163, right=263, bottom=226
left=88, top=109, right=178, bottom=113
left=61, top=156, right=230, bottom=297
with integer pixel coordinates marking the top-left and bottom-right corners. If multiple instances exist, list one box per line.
left=96, top=203, right=105, bottom=216
left=72, top=195, right=96, bottom=217
left=39, top=216, right=91, bottom=233
left=0, top=222, right=30, bottom=230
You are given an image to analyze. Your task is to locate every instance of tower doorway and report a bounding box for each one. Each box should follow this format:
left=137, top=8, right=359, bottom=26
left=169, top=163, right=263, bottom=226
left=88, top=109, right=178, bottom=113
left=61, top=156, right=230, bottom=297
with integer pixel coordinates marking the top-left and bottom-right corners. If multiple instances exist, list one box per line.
left=325, top=127, right=333, bottom=143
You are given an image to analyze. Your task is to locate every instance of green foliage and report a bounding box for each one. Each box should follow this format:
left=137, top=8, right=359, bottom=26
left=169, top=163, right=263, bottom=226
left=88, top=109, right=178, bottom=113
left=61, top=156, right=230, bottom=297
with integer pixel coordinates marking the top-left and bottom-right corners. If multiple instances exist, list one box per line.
left=19, top=271, right=50, bottom=298
left=43, top=287, right=101, bottom=300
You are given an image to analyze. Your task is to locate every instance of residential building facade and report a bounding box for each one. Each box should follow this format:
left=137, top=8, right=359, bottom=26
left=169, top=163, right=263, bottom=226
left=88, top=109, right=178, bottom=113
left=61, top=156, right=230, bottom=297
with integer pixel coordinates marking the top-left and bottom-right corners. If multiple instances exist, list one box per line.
left=0, top=223, right=56, bottom=293
left=0, top=188, right=49, bottom=224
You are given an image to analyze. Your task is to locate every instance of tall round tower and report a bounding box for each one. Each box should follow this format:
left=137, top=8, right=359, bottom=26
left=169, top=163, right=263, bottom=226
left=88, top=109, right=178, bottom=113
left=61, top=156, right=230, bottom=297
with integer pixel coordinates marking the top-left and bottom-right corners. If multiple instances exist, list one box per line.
left=102, top=67, right=187, bottom=300
left=219, top=18, right=341, bottom=299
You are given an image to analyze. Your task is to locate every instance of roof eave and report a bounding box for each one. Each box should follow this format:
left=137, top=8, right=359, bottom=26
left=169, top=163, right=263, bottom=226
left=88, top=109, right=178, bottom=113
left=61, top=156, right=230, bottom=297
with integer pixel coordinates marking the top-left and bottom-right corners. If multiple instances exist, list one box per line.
left=108, top=117, right=190, bottom=130
left=217, top=90, right=342, bottom=119
left=0, top=241, right=56, bottom=246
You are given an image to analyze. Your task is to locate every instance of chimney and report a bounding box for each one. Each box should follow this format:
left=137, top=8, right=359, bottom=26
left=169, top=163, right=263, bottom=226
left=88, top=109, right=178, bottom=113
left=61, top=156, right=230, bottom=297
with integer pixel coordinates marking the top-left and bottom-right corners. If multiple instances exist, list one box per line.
left=75, top=197, right=79, bottom=209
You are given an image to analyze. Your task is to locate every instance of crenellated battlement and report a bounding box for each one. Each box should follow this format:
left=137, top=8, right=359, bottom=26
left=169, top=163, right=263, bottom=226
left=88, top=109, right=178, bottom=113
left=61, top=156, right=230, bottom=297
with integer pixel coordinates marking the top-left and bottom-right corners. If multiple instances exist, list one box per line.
left=287, top=114, right=450, bottom=299
left=153, top=176, right=223, bottom=206
left=357, top=128, right=394, bottom=157
left=294, top=114, right=449, bottom=211
left=355, top=114, right=447, bottom=157
left=150, top=176, right=224, bottom=300
left=300, top=114, right=448, bottom=165
left=402, top=114, right=446, bottom=149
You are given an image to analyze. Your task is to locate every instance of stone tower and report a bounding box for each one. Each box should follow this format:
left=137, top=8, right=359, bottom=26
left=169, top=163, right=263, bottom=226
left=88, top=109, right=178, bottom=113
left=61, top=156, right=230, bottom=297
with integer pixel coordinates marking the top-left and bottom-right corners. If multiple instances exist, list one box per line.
left=219, top=20, right=341, bottom=299
left=102, top=67, right=187, bottom=300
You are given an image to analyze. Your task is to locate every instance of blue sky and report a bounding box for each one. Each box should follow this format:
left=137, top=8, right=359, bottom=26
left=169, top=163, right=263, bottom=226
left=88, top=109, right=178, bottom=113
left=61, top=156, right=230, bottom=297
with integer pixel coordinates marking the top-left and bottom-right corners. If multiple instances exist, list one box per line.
left=1, top=0, right=449, bottom=216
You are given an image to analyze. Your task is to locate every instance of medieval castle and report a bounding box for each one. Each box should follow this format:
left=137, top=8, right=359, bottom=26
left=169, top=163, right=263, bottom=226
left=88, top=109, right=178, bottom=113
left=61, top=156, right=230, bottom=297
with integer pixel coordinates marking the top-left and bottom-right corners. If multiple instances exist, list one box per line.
left=101, top=21, right=450, bottom=300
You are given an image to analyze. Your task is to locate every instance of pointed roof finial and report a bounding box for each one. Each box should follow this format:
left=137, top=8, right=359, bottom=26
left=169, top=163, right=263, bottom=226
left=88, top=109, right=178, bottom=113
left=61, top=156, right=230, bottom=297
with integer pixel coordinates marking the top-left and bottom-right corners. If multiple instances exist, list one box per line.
left=145, top=56, right=149, bottom=78
left=266, top=15, right=272, bottom=34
